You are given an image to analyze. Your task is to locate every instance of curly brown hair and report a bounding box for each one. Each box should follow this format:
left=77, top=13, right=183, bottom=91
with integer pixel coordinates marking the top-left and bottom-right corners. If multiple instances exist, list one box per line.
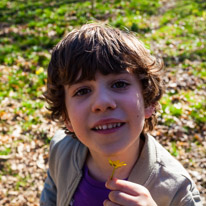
left=44, top=23, right=164, bottom=137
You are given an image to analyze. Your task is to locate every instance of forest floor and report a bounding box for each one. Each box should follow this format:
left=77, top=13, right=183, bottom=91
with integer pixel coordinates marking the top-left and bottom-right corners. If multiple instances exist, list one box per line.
left=0, top=0, right=205, bottom=205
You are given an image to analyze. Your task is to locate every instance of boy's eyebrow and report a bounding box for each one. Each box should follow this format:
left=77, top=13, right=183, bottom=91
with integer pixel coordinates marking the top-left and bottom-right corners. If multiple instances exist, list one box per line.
left=65, top=79, right=92, bottom=88
left=65, top=70, right=132, bottom=88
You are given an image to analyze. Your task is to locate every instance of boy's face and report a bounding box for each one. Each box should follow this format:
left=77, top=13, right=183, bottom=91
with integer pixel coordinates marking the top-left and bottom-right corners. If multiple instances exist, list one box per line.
left=64, top=71, right=152, bottom=157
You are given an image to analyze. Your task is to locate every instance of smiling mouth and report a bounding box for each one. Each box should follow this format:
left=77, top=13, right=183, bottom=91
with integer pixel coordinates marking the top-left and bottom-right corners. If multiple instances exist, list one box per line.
left=92, top=122, right=125, bottom=131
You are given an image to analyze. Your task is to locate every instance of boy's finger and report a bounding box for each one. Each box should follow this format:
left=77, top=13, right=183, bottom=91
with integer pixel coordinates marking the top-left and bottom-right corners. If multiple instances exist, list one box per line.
left=105, top=178, right=149, bottom=197
left=103, top=199, right=120, bottom=206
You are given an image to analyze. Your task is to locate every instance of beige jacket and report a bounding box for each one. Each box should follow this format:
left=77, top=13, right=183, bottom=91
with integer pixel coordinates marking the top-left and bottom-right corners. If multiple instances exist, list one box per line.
left=40, top=130, right=202, bottom=206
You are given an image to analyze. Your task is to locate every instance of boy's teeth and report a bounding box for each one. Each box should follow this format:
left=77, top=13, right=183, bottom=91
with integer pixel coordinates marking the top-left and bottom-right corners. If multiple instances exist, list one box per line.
left=95, top=123, right=122, bottom=130
left=103, top=125, right=107, bottom=130
left=108, top=124, right=113, bottom=129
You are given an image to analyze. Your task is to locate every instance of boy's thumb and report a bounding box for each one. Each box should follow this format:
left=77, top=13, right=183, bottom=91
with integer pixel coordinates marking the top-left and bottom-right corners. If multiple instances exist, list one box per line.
left=105, top=178, right=118, bottom=190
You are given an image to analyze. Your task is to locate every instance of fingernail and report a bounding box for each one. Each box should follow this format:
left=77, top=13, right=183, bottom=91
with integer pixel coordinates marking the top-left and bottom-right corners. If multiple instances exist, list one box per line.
left=103, top=199, right=108, bottom=206
left=105, top=180, right=110, bottom=188
left=105, top=178, right=112, bottom=188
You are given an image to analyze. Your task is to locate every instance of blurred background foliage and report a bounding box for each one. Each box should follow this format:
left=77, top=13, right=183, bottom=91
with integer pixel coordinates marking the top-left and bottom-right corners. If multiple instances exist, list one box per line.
left=0, top=0, right=205, bottom=205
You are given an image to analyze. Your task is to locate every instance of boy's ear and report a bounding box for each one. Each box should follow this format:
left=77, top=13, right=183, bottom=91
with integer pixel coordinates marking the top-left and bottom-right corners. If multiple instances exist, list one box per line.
left=144, top=105, right=156, bottom=119
left=65, top=119, right=74, bottom=132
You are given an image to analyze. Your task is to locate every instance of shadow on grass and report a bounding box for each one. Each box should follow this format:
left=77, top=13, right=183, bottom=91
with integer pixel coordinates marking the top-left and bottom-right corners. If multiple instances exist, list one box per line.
left=164, top=47, right=206, bottom=67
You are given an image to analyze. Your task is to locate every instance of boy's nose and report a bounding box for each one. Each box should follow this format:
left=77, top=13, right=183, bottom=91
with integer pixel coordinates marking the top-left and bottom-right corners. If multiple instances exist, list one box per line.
left=91, top=91, right=117, bottom=113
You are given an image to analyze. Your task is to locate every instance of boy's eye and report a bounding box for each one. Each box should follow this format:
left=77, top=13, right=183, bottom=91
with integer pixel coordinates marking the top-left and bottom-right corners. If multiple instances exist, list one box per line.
left=74, top=88, right=91, bottom=96
left=112, top=81, right=129, bottom=89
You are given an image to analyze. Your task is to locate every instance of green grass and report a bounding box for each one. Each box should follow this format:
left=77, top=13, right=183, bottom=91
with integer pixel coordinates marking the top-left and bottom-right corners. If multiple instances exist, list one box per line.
left=0, top=147, right=11, bottom=156
left=15, top=175, right=32, bottom=190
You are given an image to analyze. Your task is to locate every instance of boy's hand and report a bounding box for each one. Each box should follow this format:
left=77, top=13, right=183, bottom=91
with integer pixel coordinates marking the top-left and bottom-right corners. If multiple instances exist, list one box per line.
left=104, top=178, right=157, bottom=206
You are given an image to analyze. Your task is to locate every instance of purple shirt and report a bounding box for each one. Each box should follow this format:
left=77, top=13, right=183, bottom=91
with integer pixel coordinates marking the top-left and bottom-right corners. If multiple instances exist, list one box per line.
left=73, top=166, right=111, bottom=206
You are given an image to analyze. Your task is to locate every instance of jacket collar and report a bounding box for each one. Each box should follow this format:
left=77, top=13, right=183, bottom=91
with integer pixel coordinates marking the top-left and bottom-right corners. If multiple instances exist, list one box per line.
left=128, top=133, right=158, bottom=185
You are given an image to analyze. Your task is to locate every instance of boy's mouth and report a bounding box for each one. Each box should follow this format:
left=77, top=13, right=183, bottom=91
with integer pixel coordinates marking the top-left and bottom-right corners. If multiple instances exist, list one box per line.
left=92, top=122, right=125, bottom=131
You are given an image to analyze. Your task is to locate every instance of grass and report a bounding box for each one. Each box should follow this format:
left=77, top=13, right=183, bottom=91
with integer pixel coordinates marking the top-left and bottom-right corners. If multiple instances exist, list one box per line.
left=0, top=147, right=11, bottom=156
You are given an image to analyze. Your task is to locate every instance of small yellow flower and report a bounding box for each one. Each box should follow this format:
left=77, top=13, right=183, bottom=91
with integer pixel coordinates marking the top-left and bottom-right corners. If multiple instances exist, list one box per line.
left=36, top=67, right=44, bottom=75
left=109, top=159, right=127, bottom=180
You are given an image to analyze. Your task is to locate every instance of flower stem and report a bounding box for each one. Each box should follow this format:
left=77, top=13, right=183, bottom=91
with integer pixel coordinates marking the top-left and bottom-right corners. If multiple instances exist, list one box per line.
left=110, top=167, right=116, bottom=180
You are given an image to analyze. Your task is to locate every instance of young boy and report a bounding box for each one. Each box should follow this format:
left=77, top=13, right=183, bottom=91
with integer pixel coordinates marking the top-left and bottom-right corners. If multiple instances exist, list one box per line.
left=40, top=23, right=202, bottom=206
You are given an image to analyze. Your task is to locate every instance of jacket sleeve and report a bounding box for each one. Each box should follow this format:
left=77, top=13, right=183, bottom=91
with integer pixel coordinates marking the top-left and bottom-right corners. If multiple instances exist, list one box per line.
left=181, top=187, right=203, bottom=206
left=40, top=130, right=67, bottom=205
left=40, top=169, right=57, bottom=206
left=170, top=179, right=202, bottom=206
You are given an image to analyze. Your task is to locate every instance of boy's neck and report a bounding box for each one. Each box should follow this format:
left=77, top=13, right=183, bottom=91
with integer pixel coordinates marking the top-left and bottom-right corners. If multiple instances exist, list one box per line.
left=86, top=136, right=145, bottom=182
